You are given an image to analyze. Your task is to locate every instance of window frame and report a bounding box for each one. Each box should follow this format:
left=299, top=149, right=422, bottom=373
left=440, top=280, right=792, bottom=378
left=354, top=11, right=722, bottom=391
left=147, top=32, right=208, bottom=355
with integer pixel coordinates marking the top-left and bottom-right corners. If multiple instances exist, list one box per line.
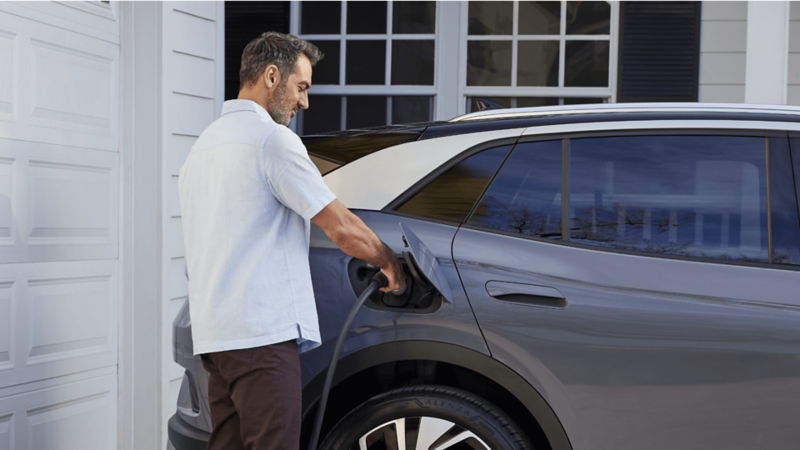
left=290, top=1, right=439, bottom=132
left=458, top=1, right=620, bottom=112
left=456, top=129, right=799, bottom=272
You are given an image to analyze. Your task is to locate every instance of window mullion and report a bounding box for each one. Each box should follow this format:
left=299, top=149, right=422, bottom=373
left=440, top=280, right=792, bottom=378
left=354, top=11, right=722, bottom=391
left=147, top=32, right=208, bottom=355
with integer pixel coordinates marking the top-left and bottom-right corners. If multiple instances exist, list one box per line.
left=559, top=0, right=566, bottom=88
left=511, top=1, right=518, bottom=88
left=340, top=1, right=347, bottom=85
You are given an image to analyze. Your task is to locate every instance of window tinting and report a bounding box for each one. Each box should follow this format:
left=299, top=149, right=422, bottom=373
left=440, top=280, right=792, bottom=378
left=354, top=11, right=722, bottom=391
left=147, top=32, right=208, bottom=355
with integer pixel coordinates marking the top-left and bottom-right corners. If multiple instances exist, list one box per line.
left=393, top=1, right=436, bottom=34
left=467, top=41, right=512, bottom=86
left=301, top=2, right=341, bottom=34
left=468, top=141, right=563, bottom=237
left=773, top=138, right=800, bottom=265
left=397, top=146, right=513, bottom=222
left=519, top=1, right=561, bottom=35
left=347, top=96, right=387, bottom=129
left=346, top=41, right=386, bottom=84
left=392, top=40, right=435, bottom=85
left=347, top=1, right=387, bottom=34
left=392, top=96, right=432, bottom=124
left=468, top=1, right=513, bottom=35
left=566, top=1, right=611, bottom=35
left=301, top=95, right=341, bottom=135
left=569, top=136, right=769, bottom=263
left=564, top=40, right=609, bottom=87
left=517, top=41, right=560, bottom=86
left=309, top=40, right=340, bottom=85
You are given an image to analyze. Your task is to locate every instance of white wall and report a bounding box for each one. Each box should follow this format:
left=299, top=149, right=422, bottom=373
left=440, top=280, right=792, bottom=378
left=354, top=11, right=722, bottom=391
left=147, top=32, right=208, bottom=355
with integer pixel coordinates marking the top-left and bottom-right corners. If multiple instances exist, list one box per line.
left=159, top=1, right=225, bottom=443
left=699, top=1, right=747, bottom=103
left=0, top=2, right=119, bottom=449
left=788, top=2, right=800, bottom=105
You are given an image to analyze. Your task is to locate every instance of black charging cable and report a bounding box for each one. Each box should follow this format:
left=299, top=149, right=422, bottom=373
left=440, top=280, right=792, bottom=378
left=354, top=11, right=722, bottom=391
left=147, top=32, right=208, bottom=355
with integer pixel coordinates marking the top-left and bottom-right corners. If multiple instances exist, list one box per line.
left=307, top=271, right=390, bottom=450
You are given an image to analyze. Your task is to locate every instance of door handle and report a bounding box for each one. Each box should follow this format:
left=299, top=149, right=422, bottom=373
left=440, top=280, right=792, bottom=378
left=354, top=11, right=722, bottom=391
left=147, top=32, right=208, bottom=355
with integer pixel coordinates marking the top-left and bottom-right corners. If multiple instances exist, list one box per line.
left=485, top=281, right=568, bottom=309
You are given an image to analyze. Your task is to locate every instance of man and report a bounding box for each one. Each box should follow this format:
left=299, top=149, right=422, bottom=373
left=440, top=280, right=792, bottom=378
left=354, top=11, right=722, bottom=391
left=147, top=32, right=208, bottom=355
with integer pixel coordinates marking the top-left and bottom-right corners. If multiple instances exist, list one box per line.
left=178, top=32, right=405, bottom=450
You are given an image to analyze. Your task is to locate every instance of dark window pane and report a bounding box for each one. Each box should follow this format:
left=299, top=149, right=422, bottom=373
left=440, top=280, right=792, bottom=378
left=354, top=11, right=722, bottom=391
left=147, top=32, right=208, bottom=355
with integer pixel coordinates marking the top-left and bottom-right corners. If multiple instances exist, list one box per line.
left=517, top=41, right=559, bottom=86
left=469, top=141, right=563, bottom=238
left=398, top=146, right=513, bottom=222
left=519, top=1, right=561, bottom=35
left=346, top=96, right=386, bottom=129
left=391, top=40, right=434, bottom=85
left=309, top=40, right=340, bottom=85
left=467, top=41, right=512, bottom=86
left=563, top=97, right=605, bottom=105
left=393, top=2, right=436, bottom=34
left=392, top=96, right=432, bottom=124
left=301, top=1, right=340, bottom=34
left=566, top=1, right=611, bottom=35
left=564, top=40, right=609, bottom=87
left=569, top=136, right=769, bottom=263
left=346, top=41, right=386, bottom=84
left=516, top=97, right=560, bottom=107
left=772, top=138, right=800, bottom=265
left=301, top=95, right=341, bottom=135
left=467, top=97, right=513, bottom=112
left=468, top=1, right=513, bottom=35
left=347, top=1, right=387, bottom=34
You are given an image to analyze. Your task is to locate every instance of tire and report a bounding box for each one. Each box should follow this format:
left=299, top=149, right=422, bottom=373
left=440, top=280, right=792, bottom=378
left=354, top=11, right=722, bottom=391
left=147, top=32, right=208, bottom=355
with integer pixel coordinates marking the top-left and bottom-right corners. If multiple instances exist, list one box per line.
left=320, top=385, right=533, bottom=450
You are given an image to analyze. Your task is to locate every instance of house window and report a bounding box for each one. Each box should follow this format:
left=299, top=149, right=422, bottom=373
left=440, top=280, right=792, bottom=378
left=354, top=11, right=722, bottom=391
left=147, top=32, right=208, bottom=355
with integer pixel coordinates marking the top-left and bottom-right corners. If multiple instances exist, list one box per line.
left=463, top=1, right=617, bottom=112
left=294, top=1, right=438, bottom=134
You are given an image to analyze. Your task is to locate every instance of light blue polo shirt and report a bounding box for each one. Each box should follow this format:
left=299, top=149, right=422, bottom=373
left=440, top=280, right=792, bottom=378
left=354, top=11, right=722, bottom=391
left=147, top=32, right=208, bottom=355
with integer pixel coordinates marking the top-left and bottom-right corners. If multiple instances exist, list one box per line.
left=179, top=100, right=336, bottom=355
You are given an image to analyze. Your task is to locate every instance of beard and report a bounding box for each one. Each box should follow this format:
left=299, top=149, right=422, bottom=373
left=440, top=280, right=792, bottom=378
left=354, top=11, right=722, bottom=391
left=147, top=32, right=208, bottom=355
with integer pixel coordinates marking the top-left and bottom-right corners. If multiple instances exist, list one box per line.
left=266, top=81, right=297, bottom=126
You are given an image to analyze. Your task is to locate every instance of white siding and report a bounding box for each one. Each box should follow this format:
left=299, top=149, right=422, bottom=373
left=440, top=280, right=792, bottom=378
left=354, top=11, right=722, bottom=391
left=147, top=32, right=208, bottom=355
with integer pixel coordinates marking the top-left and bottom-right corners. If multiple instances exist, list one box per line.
left=699, top=1, right=747, bottom=103
left=788, top=2, right=800, bottom=105
left=0, top=2, right=119, bottom=449
left=160, top=2, right=225, bottom=442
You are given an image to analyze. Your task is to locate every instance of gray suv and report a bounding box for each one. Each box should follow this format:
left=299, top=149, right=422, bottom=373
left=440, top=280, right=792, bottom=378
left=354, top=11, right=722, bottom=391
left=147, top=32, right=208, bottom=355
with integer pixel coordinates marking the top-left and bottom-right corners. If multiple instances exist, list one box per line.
left=169, top=103, right=800, bottom=450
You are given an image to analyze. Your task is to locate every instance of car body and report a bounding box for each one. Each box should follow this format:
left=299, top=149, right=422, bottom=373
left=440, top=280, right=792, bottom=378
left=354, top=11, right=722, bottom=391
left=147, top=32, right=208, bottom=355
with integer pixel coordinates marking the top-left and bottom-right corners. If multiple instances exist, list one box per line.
left=168, top=103, right=800, bottom=450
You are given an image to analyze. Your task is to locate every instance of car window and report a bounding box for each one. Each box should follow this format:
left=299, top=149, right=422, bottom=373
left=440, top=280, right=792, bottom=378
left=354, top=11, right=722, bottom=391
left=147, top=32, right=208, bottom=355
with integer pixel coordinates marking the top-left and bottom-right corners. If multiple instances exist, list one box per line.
left=774, top=138, right=800, bottom=265
left=569, top=136, right=769, bottom=263
left=396, top=145, right=513, bottom=222
left=467, top=140, right=563, bottom=237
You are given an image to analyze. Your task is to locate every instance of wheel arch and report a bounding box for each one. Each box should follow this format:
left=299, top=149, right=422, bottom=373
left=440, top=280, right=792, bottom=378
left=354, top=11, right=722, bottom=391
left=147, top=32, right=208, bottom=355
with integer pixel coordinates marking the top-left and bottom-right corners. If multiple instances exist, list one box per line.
left=301, top=341, right=571, bottom=450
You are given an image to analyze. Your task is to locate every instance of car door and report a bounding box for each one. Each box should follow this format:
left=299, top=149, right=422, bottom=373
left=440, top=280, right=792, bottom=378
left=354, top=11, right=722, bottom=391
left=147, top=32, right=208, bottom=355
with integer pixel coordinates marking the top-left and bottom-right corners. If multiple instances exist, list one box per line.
left=453, top=132, right=800, bottom=450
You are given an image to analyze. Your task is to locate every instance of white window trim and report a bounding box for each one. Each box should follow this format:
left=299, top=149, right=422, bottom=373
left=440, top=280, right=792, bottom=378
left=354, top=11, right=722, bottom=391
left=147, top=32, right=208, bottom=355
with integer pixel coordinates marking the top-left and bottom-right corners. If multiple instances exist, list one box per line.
left=456, top=0, right=620, bottom=114
left=291, top=0, right=439, bottom=131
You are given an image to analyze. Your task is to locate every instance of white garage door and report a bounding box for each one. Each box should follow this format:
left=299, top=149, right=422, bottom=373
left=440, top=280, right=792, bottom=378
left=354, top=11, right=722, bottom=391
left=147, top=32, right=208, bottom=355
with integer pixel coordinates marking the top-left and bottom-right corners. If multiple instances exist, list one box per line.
left=0, top=2, right=119, bottom=449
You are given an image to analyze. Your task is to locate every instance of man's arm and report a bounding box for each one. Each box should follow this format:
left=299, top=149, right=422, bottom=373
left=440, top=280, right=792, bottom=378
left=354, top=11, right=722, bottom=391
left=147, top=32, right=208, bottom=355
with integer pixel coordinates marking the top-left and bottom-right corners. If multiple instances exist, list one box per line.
left=311, top=199, right=406, bottom=292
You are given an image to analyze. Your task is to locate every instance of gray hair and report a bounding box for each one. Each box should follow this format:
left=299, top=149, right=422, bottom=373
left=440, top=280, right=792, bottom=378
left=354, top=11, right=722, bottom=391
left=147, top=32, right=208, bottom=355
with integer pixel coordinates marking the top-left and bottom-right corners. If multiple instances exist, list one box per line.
left=239, top=32, right=322, bottom=90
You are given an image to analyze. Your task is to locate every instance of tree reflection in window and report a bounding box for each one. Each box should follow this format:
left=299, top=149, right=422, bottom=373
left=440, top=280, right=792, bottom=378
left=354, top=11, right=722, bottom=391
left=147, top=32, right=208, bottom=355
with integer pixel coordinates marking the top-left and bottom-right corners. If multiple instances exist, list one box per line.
left=569, top=136, right=769, bottom=263
left=469, top=140, right=562, bottom=236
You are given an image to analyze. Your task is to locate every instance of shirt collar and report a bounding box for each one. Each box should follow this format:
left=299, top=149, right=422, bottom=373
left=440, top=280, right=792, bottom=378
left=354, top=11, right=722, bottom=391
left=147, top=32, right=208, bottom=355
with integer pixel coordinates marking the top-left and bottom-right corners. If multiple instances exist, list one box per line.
left=221, top=100, right=274, bottom=123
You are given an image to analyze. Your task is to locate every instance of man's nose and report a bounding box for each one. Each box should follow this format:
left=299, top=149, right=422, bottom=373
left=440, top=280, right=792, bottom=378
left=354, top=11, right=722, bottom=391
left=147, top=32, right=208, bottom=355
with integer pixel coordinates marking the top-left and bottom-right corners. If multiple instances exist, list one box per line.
left=299, top=91, right=309, bottom=110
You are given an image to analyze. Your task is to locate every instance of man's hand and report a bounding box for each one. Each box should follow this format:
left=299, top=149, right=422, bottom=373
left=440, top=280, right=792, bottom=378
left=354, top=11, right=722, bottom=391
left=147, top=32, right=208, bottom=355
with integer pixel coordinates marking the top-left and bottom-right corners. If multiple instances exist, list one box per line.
left=312, top=200, right=406, bottom=293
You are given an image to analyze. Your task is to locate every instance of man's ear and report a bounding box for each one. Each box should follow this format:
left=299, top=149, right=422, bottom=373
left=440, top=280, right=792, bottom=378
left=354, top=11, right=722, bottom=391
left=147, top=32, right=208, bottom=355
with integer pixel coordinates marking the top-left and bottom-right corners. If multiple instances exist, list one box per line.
left=263, top=65, right=281, bottom=90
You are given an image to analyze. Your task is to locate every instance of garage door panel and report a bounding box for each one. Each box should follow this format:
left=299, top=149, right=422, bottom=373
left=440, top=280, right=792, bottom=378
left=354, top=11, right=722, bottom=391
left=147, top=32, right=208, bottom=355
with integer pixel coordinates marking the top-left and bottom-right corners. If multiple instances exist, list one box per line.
left=30, top=39, right=113, bottom=137
left=0, top=374, right=115, bottom=450
left=0, top=11, right=118, bottom=152
left=0, top=139, right=117, bottom=263
left=0, top=261, right=116, bottom=390
left=0, top=30, right=15, bottom=121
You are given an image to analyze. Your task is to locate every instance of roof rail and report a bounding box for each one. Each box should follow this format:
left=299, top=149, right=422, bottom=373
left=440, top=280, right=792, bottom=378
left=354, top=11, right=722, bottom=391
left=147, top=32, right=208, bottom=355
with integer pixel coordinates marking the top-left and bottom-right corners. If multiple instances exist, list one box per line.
left=449, top=102, right=800, bottom=122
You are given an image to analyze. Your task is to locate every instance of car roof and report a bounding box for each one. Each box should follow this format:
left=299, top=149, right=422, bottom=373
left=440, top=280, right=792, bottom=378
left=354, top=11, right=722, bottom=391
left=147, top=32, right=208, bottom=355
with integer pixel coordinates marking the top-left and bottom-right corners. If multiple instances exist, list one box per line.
left=303, top=103, right=800, bottom=165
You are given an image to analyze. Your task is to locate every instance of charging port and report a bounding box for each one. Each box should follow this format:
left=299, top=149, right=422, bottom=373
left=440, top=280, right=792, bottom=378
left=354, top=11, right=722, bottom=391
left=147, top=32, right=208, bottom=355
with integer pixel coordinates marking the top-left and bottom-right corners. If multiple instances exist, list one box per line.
left=347, top=257, right=443, bottom=314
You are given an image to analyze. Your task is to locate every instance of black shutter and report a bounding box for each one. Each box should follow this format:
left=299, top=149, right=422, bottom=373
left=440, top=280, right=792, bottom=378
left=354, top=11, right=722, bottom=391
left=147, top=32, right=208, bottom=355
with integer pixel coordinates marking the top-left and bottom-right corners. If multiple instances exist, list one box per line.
left=224, top=1, right=291, bottom=101
left=617, top=2, right=701, bottom=103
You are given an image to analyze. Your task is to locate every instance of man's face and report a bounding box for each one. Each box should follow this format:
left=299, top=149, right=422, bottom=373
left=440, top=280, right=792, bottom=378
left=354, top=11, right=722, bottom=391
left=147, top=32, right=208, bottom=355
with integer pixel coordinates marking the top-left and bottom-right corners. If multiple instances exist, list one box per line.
left=267, top=54, right=312, bottom=126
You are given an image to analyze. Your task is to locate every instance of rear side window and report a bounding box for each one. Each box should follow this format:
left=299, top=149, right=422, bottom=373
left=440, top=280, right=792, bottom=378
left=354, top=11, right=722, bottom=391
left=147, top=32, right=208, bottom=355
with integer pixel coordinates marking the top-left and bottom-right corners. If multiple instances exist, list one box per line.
left=568, top=136, right=768, bottom=263
left=396, top=145, right=513, bottom=223
left=467, top=134, right=798, bottom=266
left=468, top=140, right=563, bottom=237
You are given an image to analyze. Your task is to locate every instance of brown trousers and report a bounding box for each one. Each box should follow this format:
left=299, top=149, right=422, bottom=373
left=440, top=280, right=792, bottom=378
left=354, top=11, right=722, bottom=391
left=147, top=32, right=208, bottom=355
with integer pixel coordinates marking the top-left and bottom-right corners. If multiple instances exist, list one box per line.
left=201, top=340, right=302, bottom=450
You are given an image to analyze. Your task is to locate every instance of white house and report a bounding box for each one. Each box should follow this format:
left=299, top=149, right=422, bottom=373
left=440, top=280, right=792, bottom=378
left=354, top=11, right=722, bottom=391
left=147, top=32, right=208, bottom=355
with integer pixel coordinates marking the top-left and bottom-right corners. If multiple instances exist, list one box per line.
left=0, top=2, right=796, bottom=450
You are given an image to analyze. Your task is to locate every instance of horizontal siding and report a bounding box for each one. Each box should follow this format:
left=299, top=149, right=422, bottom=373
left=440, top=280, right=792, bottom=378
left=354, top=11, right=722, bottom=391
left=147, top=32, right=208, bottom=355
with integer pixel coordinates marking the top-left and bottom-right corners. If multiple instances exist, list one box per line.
left=789, top=2, right=800, bottom=106
left=698, top=1, right=746, bottom=103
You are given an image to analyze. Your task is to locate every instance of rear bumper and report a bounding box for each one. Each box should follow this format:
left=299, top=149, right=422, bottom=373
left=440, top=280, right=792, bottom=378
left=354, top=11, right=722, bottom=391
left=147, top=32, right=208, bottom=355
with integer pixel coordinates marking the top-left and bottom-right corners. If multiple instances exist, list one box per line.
left=168, top=413, right=209, bottom=450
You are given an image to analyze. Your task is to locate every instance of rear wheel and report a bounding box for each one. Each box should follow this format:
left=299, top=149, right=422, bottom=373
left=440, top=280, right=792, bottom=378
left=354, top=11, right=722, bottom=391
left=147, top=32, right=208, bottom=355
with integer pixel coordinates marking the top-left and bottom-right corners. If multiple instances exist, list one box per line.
left=320, top=385, right=533, bottom=450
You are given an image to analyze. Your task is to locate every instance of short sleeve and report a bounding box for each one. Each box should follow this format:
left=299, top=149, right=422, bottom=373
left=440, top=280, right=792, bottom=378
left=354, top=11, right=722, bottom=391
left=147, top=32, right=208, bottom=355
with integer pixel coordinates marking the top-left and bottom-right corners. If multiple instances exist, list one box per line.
left=262, top=127, right=337, bottom=220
